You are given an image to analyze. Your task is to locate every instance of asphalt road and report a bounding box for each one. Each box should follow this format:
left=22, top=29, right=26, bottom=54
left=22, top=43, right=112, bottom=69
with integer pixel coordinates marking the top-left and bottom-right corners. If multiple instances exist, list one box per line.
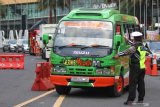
left=0, top=50, right=160, bottom=107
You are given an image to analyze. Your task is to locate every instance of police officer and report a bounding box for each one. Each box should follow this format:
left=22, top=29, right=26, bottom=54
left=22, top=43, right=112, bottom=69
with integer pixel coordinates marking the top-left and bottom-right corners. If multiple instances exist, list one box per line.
left=114, top=31, right=151, bottom=105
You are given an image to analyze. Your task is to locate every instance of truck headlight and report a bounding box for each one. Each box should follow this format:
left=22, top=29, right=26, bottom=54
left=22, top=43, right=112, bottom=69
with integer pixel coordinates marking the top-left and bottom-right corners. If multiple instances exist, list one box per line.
left=96, top=69, right=110, bottom=75
left=53, top=66, right=66, bottom=73
left=59, top=68, right=66, bottom=73
left=103, top=69, right=110, bottom=75
left=93, top=60, right=101, bottom=67
left=96, top=69, right=103, bottom=74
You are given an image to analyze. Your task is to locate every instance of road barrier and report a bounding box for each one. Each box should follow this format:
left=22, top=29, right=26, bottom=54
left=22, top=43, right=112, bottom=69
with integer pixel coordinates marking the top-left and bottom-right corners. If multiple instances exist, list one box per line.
left=32, top=62, right=54, bottom=91
left=145, top=56, right=152, bottom=75
left=0, top=54, right=24, bottom=69
left=150, top=55, right=158, bottom=76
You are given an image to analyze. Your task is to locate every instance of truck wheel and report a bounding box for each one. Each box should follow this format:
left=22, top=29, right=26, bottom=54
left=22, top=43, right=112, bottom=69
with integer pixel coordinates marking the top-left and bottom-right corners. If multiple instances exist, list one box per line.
left=55, top=85, right=71, bottom=95
left=41, top=49, right=46, bottom=59
left=111, top=75, right=124, bottom=97
left=41, top=52, right=45, bottom=59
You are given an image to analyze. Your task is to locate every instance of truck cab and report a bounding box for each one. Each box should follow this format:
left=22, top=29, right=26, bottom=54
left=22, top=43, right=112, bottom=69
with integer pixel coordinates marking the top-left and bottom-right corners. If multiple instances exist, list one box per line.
left=40, top=24, right=57, bottom=61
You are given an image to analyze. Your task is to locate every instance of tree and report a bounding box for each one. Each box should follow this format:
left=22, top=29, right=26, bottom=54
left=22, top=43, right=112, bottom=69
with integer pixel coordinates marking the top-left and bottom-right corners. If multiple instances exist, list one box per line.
left=0, top=0, right=6, bottom=18
left=37, top=0, right=71, bottom=24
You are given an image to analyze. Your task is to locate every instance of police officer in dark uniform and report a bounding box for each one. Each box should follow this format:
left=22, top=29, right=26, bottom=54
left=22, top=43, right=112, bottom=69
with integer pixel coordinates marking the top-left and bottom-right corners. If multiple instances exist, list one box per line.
left=114, top=31, right=152, bottom=106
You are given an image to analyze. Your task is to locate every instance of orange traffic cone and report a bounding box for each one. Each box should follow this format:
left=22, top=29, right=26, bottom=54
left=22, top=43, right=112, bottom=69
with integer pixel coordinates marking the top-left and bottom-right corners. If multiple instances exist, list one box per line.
left=150, top=55, right=158, bottom=76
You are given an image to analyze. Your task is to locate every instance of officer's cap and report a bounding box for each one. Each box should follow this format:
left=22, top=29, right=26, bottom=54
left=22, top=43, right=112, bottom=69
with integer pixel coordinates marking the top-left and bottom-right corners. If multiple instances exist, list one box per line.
left=131, top=31, right=143, bottom=37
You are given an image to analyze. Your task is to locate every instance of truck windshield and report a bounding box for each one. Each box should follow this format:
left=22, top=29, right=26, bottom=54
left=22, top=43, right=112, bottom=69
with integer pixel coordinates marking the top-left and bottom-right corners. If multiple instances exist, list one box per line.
left=54, top=21, right=113, bottom=57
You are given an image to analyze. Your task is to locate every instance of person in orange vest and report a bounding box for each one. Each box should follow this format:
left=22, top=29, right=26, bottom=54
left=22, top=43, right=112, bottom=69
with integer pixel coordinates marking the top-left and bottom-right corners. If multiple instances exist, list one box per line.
left=114, top=31, right=152, bottom=106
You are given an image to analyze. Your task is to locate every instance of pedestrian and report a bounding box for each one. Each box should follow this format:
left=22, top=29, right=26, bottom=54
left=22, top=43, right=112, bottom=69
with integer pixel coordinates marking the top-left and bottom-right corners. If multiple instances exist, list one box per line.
left=114, top=31, right=152, bottom=106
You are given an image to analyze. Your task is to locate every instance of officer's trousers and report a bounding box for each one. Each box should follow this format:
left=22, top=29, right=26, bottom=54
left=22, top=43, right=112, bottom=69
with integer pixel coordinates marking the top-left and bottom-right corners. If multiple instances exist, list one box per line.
left=127, top=63, right=145, bottom=101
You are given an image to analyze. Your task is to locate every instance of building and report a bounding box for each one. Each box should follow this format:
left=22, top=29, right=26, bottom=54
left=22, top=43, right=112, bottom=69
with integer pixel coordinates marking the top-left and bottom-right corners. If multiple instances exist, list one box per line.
left=0, top=0, right=160, bottom=38
left=0, top=0, right=105, bottom=37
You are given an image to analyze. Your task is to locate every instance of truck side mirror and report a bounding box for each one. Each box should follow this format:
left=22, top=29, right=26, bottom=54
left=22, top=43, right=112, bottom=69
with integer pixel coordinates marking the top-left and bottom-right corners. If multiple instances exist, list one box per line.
left=42, top=34, right=49, bottom=45
left=114, top=35, right=122, bottom=47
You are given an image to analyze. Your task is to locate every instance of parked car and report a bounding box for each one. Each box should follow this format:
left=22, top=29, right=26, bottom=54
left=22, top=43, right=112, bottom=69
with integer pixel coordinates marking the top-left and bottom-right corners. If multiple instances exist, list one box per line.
left=3, top=39, right=17, bottom=52
left=2, top=40, right=10, bottom=52
left=17, top=39, right=29, bottom=53
left=147, top=41, right=160, bottom=68
left=8, top=40, right=17, bottom=52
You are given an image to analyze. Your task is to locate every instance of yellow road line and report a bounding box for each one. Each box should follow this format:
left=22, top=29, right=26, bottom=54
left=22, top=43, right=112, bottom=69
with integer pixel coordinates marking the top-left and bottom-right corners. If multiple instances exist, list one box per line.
left=53, top=95, right=66, bottom=107
left=14, top=90, right=55, bottom=107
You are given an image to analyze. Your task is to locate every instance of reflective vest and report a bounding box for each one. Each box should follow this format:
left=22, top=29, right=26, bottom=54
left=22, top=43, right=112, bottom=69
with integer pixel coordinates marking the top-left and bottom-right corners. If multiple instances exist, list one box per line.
left=130, top=43, right=147, bottom=69
left=137, top=46, right=147, bottom=69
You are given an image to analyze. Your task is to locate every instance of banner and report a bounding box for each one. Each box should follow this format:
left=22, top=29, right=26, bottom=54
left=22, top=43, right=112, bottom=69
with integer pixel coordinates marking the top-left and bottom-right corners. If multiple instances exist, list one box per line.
left=146, top=30, right=160, bottom=41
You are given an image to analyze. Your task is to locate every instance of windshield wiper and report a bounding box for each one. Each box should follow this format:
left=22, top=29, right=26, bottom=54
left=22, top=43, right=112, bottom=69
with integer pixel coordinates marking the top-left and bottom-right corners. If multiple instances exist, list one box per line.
left=81, top=44, right=111, bottom=50
left=56, top=44, right=87, bottom=49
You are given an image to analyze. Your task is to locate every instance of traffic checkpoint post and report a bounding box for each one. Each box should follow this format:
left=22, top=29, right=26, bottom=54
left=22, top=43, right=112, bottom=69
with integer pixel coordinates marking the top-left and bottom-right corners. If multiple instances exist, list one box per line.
left=0, top=54, right=24, bottom=69
left=31, top=62, right=54, bottom=91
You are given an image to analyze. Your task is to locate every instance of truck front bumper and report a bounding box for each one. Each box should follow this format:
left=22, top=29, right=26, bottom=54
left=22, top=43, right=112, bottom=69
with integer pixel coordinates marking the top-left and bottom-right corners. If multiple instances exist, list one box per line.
left=50, top=75, right=115, bottom=87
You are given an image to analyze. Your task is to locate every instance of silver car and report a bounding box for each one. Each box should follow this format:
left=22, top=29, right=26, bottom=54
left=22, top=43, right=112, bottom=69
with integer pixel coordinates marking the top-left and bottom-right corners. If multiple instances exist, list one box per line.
left=17, top=39, right=29, bottom=53
left=9, top=40, right=17, bottom=52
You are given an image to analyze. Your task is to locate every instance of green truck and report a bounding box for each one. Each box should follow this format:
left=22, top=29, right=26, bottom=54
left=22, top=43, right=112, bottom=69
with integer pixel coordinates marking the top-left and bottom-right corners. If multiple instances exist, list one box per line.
left=43, top=8, right=140, bottom=96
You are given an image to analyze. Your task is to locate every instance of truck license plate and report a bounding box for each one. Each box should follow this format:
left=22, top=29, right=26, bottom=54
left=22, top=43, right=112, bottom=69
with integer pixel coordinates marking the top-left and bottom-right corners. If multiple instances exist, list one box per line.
left=71, top=77, right=89, bottom=82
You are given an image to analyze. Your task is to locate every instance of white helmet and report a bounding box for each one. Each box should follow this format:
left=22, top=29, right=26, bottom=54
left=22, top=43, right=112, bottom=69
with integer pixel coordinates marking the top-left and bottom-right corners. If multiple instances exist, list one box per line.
left=131, top=31, right=143, bottom=37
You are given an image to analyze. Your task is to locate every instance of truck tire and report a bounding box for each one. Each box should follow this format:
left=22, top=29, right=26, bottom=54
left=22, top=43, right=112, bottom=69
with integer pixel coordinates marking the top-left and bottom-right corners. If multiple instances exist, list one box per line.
left=55, top=85, right=71, bottom=95
left=41, top=48, right=46, bottom=59
left=110, top=75, right=124, bottom=97
left=41, top=51, right=45, bottom=59
left=46, top=58, right=49, bottom=62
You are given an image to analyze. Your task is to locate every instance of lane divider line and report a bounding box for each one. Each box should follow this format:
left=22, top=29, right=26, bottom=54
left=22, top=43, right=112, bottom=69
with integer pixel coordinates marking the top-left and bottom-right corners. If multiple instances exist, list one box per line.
left=53, top=95, right=66, bottom=107
left=14, top=90, right=55, bottom=107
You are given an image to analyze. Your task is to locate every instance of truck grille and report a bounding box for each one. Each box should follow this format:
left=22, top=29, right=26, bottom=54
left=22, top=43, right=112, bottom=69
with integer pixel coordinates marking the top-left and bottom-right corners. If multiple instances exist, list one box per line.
left=67, top=67, right=94, bottom=75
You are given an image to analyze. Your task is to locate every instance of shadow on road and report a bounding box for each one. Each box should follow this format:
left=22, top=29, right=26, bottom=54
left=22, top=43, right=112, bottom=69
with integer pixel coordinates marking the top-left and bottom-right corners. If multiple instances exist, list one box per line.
left=68, top=87, right=128, bottom=99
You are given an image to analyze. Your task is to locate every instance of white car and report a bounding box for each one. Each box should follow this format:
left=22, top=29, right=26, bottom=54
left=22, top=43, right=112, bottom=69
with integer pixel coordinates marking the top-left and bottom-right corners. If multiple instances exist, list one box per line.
left=17, top=39, right=29, bottom=53
left=7, top=40, right=17, bottom=52
left=2, top=40, right=10, bottom=52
